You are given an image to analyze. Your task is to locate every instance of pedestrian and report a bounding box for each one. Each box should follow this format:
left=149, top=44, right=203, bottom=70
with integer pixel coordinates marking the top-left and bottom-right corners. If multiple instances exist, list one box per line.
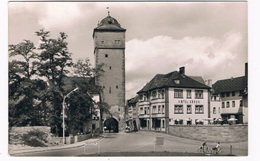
left=215, top=142, right=221, bottom=153
left=202, top=141, right=207, bottom=152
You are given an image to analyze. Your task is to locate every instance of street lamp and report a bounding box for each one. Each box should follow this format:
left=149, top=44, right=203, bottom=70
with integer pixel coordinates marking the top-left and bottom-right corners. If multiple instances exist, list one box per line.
left=62, top=87, right=79, bottom=144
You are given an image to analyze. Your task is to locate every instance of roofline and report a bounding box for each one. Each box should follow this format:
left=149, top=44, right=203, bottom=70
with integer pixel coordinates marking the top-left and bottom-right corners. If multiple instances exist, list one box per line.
left=93, top=28, right=126, bottom=38
left=212, top=88, right=246, bottom=95
left=94, top=47, right=125, bottom=50
left=214, top=75, right=246, bottom=83
left=137, top=85, right=211, bottom=94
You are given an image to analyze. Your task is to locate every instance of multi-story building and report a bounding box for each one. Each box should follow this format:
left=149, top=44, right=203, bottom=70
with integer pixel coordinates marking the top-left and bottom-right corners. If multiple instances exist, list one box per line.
left=211, top=63, right=248, bottom=124
left=93, top=13, right=126, bottom=131
left=137, top=67, right=211, bottom=132
left=209, top=93, right=222, bottom=123
left=125, top=96, right=139, bottom=131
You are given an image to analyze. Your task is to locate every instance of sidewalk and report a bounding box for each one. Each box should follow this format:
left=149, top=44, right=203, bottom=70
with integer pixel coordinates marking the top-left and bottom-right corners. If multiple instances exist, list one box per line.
left=9, top=135, right=104, bottom=155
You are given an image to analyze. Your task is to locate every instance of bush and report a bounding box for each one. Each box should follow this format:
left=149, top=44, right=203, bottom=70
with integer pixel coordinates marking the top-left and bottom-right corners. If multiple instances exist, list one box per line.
left=21, top=130, right=48, bottom=147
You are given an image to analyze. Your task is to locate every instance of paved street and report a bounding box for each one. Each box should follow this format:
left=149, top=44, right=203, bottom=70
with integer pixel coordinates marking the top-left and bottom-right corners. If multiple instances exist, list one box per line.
left=11, top=131, right=248, bottom=156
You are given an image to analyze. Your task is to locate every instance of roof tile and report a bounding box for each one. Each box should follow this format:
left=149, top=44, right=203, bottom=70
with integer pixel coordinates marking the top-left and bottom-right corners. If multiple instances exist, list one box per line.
left=137, top=70, right=210, bottom=94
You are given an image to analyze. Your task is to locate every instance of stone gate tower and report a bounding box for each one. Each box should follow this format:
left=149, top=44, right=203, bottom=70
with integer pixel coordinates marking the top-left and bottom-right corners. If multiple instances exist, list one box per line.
left=93, top=13, right=126, bottom=131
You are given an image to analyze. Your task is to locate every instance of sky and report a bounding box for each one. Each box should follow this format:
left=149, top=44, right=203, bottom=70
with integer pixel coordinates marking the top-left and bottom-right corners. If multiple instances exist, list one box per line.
left=3, top=1, right=260, bottom=160
left=8, top=2, right=248, bottom=99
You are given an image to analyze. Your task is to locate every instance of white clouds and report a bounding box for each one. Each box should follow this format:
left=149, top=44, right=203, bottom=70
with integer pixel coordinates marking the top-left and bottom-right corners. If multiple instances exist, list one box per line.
left=125, top=31, right=244, bottom=98
left=8, top=2, right=247, bottom=100
left=38, top=3, right=81, bottom=30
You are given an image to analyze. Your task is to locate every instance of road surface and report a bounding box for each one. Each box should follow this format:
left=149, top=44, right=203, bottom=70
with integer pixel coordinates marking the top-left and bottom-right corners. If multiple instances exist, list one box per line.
left=12, top=131, right=247, bottom=156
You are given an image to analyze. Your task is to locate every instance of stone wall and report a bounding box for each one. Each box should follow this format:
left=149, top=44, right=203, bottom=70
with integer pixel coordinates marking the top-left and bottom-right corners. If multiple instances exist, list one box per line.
left=9, top=126, right=93, bottom=145
left=10, top=126, right=51, bottom=134
left=168, top=125, right=247, bottom=143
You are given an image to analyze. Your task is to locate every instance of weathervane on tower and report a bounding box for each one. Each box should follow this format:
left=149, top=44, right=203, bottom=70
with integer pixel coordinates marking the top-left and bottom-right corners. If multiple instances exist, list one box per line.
left=106, top=7, right=110, bottom=16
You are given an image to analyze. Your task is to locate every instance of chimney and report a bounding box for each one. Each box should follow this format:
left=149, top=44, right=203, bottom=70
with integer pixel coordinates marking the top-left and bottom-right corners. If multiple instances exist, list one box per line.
left=207, top=79, right=212, bottom=87
left=179, top=67, right=185, bottom=75
left=245, top=62, right=248, bottom=77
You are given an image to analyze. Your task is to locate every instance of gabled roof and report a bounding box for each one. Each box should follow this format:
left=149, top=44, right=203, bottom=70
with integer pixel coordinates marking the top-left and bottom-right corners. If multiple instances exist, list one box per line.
left=137, top=71, right=210, bottom=94
left=127, top=95, right=139, bottom=105
left=212, top=76, right=247, bottom=94
left=189, top=76, right=205, bottom=84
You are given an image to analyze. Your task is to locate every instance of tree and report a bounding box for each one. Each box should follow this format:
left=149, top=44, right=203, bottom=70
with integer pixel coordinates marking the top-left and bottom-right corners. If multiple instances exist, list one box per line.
left=73, top=58, right=104, bottom=82
left=35, top=29, right=73, bottom=136
left=66, top=88, right=94, bottom=135
left=65, top=58, right=110, bottom=134
left=9, top=40, right=47, bottom=126
left=8, top=29, right=106, bottom=137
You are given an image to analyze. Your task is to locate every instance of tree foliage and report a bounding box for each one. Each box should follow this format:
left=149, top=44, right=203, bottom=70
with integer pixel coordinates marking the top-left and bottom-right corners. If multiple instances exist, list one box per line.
left=8, top=40, right=47, bottom=126
left=73, top=58, right=104, bottom=81
left=8, top=29, right=108, bottom=136
left=35, top=29, right=74, bottom=136
left=70, top=59, right=109, bottom=133
left=9, top=29, right=73, bottom=136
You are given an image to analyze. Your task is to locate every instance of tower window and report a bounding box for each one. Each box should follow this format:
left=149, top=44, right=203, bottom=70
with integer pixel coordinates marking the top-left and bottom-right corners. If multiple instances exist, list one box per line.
left=105, top=54, right=108, bottom=58
left=115, top=40, right=120, bottom=45
left=109, top=66, right=112, bottom=70
left=101, top=41, right=104, bottom=45
left=116, top=85, right=118, bottom=89
left=109, top=87, right=111, bottom=93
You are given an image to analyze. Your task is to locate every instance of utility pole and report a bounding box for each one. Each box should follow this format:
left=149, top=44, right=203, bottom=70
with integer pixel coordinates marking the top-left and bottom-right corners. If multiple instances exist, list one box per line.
left=62, top=87, right=79, bottom=144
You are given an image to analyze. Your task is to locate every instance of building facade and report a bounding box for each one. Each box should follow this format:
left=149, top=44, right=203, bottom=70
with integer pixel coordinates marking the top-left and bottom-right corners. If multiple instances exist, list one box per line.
left=126, top=63, right=248, bottom=132
left=211, top=63, right=248, bottom=124
left=125, top=96, right=140, bottom=131
left=209, top=94, right=222, bottom=122
left=137, top=67, right=211, bottom=132
left=93, top=13, right=126, bottom=130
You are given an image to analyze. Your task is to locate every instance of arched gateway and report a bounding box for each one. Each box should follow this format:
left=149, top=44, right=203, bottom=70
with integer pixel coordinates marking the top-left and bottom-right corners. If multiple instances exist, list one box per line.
left=103, top=117, right=119, bottom=133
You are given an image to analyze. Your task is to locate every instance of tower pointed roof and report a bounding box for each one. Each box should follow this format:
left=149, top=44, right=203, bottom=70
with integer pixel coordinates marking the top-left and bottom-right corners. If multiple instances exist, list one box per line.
left=93, top=15, right=126, bottom=34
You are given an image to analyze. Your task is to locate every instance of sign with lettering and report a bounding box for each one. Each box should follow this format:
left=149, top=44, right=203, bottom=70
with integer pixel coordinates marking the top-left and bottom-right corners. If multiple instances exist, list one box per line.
left=178, top=100, right=201, bottom=104
left=155, top=137, right=164, bottom=145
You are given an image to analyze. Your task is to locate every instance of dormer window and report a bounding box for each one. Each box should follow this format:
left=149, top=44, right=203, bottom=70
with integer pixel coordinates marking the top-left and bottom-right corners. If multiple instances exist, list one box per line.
left=174, top=79, right=180, bottom=84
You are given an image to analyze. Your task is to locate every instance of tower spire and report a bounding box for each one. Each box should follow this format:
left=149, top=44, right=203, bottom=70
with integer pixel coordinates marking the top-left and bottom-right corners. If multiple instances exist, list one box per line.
left=106, top=7, right=110, bottom=16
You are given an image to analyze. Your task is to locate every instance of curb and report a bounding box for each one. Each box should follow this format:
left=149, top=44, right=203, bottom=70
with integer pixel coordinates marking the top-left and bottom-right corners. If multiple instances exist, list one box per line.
left=9, top=136, right=105, bottom=155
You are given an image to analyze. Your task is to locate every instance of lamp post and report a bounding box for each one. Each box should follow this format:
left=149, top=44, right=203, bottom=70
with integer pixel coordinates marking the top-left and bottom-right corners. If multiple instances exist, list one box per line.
left=62, top=87, right=79, bottom=144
